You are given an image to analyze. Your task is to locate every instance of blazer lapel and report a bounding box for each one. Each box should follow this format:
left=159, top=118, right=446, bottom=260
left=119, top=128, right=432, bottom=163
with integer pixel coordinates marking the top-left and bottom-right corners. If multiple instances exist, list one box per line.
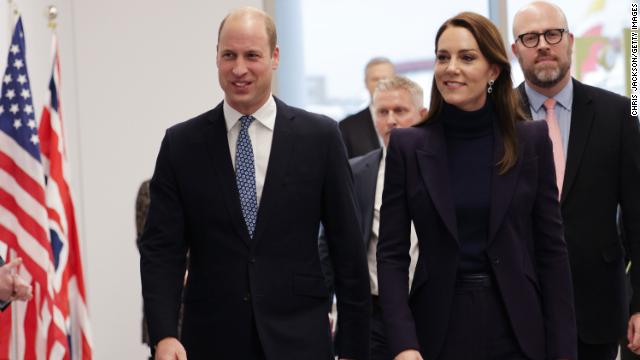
left=488, top=124, right=522, bottom=246
left=204, top=103, right=251, bottom=247
left=562, top=79, right=594, bottom=203
left=251, top=98, right=295, bottom=247
left=415, top=122, right=459, bottom=243
left=354, top=149, right=382, bottom=246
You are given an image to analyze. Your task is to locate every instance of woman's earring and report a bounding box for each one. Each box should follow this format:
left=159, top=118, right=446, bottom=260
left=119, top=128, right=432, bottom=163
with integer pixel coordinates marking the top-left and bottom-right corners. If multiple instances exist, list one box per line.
left=487, top=80, right=494, bottom=94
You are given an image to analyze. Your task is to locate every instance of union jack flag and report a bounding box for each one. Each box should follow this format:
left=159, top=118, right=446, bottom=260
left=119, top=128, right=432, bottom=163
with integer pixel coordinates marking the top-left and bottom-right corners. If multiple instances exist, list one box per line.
left=38, top=32, right=93, bottom=359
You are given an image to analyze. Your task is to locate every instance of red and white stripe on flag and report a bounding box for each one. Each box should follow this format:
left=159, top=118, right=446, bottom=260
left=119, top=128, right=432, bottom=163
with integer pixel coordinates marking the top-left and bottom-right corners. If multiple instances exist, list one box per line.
left=0, top=17, right=69, bottom=360
left=38, top=34, right=93, bottom=359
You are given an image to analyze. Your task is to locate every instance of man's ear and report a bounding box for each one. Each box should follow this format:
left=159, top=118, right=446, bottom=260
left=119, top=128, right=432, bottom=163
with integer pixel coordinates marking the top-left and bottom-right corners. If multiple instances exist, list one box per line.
left=419, top=107, right=428, bottom=119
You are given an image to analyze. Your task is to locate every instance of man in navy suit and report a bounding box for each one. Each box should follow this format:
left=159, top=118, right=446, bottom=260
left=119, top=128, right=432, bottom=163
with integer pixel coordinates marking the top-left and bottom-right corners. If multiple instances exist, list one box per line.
left=339, top=58, right=396, bottom=158
left=140, top=7, right=370, bottom=360
left=320, top=75, right=425, bottom=360
left=512, top=2, right=640, bottom=359
left=351, top=76, right=425, bottom=359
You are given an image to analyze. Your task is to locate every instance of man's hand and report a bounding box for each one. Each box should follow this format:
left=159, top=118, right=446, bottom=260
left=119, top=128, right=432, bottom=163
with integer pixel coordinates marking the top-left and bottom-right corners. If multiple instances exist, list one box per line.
left=627, top=313, right=640, bottom=354
left=155, top=337, right=187, bottom=360
left=394, top=349, right=423, bottom=360
left=0, top=258, right=32, bottom=302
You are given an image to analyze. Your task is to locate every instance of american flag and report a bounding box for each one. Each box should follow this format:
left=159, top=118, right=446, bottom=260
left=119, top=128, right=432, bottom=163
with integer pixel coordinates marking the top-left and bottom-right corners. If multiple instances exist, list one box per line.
left=39, top=33, right=93, bottom=359
left=0, top=18, right=69, bottom=359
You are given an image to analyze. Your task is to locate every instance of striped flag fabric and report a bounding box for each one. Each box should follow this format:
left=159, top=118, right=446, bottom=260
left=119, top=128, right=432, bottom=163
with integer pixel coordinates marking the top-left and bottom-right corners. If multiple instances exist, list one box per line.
left=39, top=33, right=93, bottom=359
left=0, top=17, right=69, bottom=359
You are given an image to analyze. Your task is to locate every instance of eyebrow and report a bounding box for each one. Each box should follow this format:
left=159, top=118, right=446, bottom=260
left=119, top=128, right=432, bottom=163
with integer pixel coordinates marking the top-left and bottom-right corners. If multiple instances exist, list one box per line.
left=437, top=48, right=479, bottom=53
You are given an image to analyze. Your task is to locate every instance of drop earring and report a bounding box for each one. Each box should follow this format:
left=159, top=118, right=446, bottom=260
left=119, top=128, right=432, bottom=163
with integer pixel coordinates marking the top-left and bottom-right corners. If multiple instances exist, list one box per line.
left=487, top=80, right=494, bottom=94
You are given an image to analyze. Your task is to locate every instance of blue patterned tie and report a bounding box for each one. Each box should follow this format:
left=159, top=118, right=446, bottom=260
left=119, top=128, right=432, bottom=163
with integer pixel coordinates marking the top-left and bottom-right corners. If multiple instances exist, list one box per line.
left=235, top=115, right=258, bottom=238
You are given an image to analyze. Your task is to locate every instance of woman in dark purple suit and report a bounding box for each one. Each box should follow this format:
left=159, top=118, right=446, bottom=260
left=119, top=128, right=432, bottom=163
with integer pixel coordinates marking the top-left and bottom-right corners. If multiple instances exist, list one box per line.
left=377, top=12, right=576, bottom=360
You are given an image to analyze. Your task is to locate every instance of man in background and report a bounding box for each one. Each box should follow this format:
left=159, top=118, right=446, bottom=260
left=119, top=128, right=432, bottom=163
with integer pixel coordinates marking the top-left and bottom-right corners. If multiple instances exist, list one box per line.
left=321, top=75, right=425, bottom=359
left=340, top=57, right=395, bottom=158
left=512, top=2, right=640, bottom=359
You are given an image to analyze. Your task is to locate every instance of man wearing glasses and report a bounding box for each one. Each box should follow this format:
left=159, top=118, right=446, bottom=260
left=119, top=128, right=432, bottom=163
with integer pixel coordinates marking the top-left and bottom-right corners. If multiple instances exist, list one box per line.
left=512, top=2, right=640, bottom=359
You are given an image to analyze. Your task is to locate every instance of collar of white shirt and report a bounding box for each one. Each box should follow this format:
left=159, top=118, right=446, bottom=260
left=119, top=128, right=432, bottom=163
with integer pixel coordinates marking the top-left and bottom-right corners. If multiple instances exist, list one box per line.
left=223, top=95, right=277, bottom=132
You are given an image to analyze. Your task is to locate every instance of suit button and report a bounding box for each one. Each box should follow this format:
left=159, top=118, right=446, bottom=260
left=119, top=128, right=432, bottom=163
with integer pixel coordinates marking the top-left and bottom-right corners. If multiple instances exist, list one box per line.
left=243, top=293, right=251, bottom=302
left=492, top=257, right=500, bottom=265
left=249, top=257, right=256, bottom=264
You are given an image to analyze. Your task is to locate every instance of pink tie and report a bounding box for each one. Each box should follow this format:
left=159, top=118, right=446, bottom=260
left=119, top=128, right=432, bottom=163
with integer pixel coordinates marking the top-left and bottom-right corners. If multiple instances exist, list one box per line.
left=543, top=98, right=565, bottom=197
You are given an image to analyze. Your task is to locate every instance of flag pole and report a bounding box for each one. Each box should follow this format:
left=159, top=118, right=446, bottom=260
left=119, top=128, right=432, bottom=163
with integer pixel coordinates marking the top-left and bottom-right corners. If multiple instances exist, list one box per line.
left=47, top=5, right=58, bottom=30
left=5, top=0, right=18, bottom=46
left=6, top=4, right=21, bottom=358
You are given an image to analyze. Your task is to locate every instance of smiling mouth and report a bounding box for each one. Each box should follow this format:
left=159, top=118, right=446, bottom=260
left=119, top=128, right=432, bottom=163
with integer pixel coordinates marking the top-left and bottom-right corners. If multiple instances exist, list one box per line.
left=232, top=81, right=252, bottom=89
left=443, top=81, right=465, bottom=88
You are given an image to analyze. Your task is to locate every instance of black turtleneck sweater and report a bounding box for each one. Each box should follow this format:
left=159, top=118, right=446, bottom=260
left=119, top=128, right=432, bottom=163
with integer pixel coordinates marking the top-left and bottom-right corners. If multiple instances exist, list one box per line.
left=442, top=100, right=495, bottom=275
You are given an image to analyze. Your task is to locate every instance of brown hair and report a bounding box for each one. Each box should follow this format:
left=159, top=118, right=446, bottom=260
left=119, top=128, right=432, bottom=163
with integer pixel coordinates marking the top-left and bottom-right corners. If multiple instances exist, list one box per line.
left=218, top=7, right=278, bottom=54
left=425, top=12, right=527, bottom=174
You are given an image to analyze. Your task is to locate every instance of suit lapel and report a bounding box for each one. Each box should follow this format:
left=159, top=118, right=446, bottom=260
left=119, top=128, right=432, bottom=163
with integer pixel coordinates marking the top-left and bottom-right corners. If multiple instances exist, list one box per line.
left=354, top=149, right=382, bottom=246
left=562, top=80, right=594, bottom=203
left=415, top=122, right=459, bottom=243
left=487, top=124, right=522, bottom=246
left=251, top=98, right=295, bottom=248
left=204, top=103, right=251, bottom=246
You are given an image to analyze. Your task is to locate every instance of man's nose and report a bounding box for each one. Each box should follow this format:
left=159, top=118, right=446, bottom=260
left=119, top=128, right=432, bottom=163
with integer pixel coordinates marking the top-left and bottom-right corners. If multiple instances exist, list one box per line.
left=232, top=59, right=248, bottom=75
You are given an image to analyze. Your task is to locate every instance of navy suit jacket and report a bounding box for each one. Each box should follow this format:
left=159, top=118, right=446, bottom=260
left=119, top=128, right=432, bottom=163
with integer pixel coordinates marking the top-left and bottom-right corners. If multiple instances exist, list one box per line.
left=350, top=149, right=384, bottom=247
left=377, top=117, right=576, bottom=360
left=319, top=149, right=383, bottom=291
left=519, top=79, right=640, bottom=342
left=339, top=107, right=381, bottom=159
left=140, top=97, right=371, bottom=360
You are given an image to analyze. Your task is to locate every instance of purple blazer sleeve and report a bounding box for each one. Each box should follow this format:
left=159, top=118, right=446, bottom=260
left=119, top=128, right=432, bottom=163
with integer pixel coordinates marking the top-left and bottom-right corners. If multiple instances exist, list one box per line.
left=376, top=129, right=419, bottom=356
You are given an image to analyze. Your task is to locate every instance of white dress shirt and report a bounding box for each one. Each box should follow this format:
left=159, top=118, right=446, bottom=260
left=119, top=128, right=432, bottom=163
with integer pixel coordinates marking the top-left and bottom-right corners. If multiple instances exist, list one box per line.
left=367, top=150, right=419, bottom=295
left=224, top=95, right=276, bottom=206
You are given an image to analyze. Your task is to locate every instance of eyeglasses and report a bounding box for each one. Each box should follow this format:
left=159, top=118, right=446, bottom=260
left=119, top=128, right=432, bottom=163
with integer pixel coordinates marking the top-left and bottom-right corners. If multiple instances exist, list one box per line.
left=516, top=29, right=568, bottom=48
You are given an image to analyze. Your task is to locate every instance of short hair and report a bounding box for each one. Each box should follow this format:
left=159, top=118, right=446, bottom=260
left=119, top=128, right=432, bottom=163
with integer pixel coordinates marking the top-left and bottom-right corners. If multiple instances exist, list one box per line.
left=374, top=75, right=424, bottom=109
left=218, top=7, right=278, bottom=54
left=365, top=57, right=394, bottom=76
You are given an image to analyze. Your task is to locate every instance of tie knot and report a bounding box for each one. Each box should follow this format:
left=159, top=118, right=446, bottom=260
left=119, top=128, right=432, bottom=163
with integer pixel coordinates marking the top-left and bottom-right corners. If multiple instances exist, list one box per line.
left=239, top=115, right=255, bottom=129
left=543, top=98, right=556, bottom=111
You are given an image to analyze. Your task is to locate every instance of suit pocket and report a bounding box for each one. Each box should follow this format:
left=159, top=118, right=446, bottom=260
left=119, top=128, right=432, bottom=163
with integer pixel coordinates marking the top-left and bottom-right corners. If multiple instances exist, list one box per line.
left=292, top=274, right=331, bottom=298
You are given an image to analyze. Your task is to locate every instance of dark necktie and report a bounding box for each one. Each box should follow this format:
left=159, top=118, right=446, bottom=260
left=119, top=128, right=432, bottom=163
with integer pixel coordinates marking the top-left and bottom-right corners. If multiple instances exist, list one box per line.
left=235, top=115, right=258, bottom=238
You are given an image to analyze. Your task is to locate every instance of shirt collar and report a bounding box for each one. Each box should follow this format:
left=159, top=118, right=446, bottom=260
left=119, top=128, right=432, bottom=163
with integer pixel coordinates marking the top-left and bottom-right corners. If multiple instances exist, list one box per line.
left=524, top=79, right=573, bottom=113
left=223, top=94, right=277, bottom=132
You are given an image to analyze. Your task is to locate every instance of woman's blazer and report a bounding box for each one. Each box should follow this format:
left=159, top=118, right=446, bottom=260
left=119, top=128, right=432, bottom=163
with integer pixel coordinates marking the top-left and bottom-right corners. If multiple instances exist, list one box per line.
left=377, top=117, right=577, bottom=360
